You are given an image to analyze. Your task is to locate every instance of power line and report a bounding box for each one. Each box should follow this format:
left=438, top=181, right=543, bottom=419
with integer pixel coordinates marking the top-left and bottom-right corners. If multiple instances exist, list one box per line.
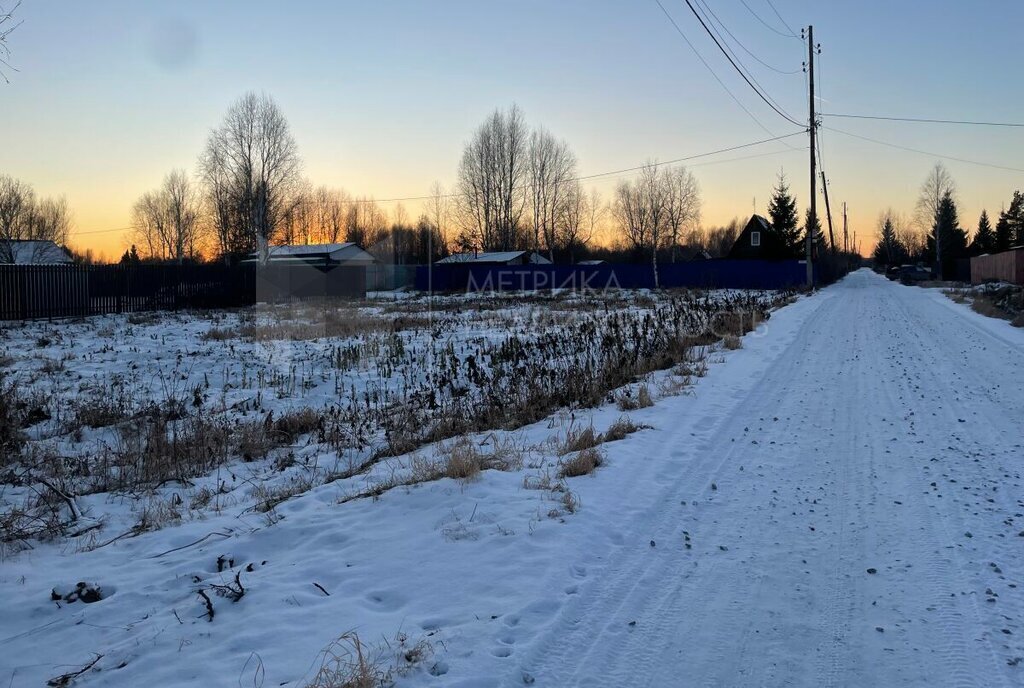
left=72, top=225, right=134, bottom=237
left=652, top=0, right=792, bottom=142
left=738, top=0, right=800, bottom=39
left=71, top=131, right=808, bottom=237
left=692, top=0, right=801, bottom=75
left=823, top=125, right=1024, bottom=173
left=688, top=0, right=799, bottom=119
left=764, top=0, right=798, bottom=38
left=575, top=131, right=805, bottom=181
left=681, top=0, right=803, bottom=127
left=585, top=146, right=807, bottom=188
left=821, top=112, right=1024, bottom=128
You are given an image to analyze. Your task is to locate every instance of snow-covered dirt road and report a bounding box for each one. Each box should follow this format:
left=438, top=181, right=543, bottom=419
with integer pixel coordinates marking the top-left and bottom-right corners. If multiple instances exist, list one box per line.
left=501, top=269, right=1024, bottom=687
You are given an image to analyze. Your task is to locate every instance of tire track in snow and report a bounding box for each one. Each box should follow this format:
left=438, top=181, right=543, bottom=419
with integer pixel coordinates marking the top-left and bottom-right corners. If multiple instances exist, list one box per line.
left=498, top=273, right=1024, bottom=687
left=500, top=291, right=840, bottom=687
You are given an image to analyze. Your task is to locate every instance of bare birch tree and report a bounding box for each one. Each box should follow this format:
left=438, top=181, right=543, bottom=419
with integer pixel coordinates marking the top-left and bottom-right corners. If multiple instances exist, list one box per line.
left=131, top=170, right=200, bottom=263
left=614, top=163, right=682, bottom=287
left=528, top=127, right=576, bottom=261
left=456, top=104, right=529, bottom=251
left=163, top=170, right=200, bottom=262
left=428, top=181, right=449, bottom=251
left=199, top=92, right=301, bottom=264
left=915, top=162, right=957, bottom=275
left=664, top=166, right=701, bottom=262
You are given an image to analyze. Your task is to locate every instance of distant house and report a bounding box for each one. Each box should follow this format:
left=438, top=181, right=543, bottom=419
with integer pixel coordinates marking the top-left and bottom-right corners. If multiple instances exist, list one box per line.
left=435, top=250, right=552, bottom=266
left=0, top=239, right=73, bottom=265
left=241, top=244, right=378, bottom=299
left=727, top=215, right=791, bottom=260
left=676, top=246, right=713, bottom=262
left=241, top=243, right=378, bottom=268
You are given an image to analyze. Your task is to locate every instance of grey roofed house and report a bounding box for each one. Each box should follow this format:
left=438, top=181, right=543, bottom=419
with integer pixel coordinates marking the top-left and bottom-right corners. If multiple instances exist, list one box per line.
left=435, top=250, right=552, bottom=266
left=241, top=243, right=378, bottom=267
left=0, top=239, right=73, bottom=265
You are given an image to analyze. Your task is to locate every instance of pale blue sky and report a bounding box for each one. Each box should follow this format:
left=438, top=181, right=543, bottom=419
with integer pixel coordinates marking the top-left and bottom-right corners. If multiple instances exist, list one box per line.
left=4, top=0, right=1024, bottom=256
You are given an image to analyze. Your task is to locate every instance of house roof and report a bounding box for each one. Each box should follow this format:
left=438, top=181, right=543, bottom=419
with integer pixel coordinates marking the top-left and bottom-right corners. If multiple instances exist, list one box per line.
left=436, top=251, right=552, bottom=265
left=0, top=240, right=72, bottom=264
left=243, top=243, right=377, bottom=264
left=749, top=214, right=771, bottom=231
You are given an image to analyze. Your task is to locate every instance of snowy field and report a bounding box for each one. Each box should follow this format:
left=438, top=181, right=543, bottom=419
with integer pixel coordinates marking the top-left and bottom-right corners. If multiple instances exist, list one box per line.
left=0, top=287, right=789, bottom=687
left=5, top=272, right=1023, bottom=687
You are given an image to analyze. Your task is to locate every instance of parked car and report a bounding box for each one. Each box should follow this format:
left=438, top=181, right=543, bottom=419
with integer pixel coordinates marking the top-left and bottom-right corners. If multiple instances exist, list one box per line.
left=885, top=265, right=901, bottom=281
left=899, top=265, right=931, bottom=285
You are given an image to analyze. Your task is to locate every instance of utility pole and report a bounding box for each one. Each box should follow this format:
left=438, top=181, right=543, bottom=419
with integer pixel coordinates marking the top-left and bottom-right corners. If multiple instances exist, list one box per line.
left=821, top=169, right=836, bottom=253
left=805, top=25, right=817, bottom=288
left=843, top=202, right=849, bottom=270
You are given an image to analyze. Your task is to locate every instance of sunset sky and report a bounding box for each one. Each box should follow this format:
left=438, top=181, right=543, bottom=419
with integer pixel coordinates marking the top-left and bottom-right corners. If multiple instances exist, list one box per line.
left=5, top=0, right=1024, bottom=259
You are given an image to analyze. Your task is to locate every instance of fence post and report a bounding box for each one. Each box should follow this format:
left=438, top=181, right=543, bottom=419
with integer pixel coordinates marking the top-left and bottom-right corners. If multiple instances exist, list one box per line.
left=18, top=266, right=28, bottom=320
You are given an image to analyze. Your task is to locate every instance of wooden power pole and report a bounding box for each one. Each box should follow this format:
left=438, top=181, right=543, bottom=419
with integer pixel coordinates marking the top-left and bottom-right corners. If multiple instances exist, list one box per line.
left=843, top=201, right=849, bottom=271
left=805, top=25, right=817, bottom=288
left=821, top=169, right=836, bottom=252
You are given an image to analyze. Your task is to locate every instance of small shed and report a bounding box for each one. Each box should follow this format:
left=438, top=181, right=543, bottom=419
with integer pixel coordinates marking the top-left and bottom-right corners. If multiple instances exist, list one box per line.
left=0, top=240, right=73, bottom=265
left=727, top=215, right=790, bottom=260
left=435, top=250, right=552, bottom=266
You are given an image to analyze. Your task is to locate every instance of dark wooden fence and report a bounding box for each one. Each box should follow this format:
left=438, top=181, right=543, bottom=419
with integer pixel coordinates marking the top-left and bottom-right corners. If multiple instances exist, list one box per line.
left=0, top=263, right=367, bottom=320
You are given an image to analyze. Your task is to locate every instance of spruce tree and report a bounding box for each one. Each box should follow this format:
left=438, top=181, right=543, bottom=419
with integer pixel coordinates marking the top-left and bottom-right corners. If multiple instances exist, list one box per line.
left=872, top=217, right=906, bottom=265
left=926, top=191, right=967, bottom=269
left=969, top=210, right=995, bottom=255
left=1005, top=190, right=1024, bottom=246
left=995, top=212, right=1012, bottom=251
left=766, top=173, right=801, bottom=258
left=803, top=208, right=825, bottom=256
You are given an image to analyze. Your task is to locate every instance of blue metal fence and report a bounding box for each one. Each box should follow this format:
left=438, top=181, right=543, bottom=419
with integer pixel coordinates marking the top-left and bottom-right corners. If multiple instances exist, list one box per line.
left=415, top=260, right=810, bottom=292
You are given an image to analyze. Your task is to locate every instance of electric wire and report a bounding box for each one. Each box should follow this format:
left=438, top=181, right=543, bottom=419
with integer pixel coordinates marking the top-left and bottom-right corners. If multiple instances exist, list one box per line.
left=681, top=0, right=803, bottom=126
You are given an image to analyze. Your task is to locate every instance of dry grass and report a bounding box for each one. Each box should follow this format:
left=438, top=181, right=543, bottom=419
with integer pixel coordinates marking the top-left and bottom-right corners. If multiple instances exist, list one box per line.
left=722, top=335, right=742, bottom=350
left=603, top=416, right=646, bottom=443
left=407, top=445, right=480, bottom=483
left=710, top=310, right=757, bottom=338
left=560, top=489, right=580, bottom=514
left=251, top=474, right=317, bottom=513
left=210, top=310, right=433, bottom=343
left=558, top=446, right=604, bottom=478
left=0, top=376, right=25, bottom=461
left=970, top=298, right=1013, bottom=321
left=559, top=425, right=601, bottom=456
left=442, top=438, right=482, bottom=480
left=948, top=285, right=1024, bottom=327
left=72, top=395, right=132, bottom=429
left=306, top=631, right=388, bottom=688
left=616, top=384, right=653, bottom=411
